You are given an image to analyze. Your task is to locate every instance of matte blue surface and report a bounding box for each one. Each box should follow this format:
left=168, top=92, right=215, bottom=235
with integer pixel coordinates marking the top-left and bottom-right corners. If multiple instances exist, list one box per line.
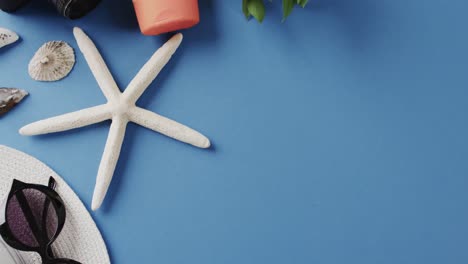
left=1, top=0, right=468, bottom=263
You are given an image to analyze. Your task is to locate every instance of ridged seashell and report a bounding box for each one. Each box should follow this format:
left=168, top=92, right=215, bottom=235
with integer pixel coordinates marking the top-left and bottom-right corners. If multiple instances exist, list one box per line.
left=0, top=27, right=19, bottom=48
left=28, top=41, right=75, bottom=82
left=0, top=88, right=28, bottom=116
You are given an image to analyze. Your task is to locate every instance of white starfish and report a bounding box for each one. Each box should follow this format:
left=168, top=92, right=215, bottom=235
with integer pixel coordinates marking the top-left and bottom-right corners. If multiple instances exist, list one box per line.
left=20, top=27, right=210, bottom=211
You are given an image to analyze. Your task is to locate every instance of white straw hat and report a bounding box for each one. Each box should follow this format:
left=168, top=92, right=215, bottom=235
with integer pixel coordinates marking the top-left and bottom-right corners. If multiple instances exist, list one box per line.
left=0, top=145, right=110, bottom=264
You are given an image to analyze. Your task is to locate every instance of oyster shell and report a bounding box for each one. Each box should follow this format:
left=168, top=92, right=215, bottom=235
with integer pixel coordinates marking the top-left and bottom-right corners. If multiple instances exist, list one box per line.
left=0, top=88, right=28, bottom=116
left=0, top=27, right=19, bottom=49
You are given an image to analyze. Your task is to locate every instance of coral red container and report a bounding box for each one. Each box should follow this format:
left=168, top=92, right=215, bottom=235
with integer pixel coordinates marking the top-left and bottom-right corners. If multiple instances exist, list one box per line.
left=133, top=0, right=200, bottom=36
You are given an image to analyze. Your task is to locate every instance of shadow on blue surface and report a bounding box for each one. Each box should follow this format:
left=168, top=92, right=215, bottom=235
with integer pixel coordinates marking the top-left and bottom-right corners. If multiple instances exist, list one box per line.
left=0, top=37, right=22, bottom=55
left=318, top=0, right=383, bottom=48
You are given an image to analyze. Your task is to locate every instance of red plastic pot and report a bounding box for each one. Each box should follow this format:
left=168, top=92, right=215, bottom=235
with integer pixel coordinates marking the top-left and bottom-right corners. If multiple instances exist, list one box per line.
left=133, top=0, right=200, bottom=36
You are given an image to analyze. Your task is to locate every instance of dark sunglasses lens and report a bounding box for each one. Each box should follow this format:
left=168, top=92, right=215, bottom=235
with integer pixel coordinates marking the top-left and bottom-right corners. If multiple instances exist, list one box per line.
left=6, top=188, right=59, bottom=247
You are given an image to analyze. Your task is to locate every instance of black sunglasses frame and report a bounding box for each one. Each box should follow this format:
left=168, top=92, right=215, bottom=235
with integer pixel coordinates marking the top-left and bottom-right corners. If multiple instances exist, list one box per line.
left=0, top=177, right=81, bottom=264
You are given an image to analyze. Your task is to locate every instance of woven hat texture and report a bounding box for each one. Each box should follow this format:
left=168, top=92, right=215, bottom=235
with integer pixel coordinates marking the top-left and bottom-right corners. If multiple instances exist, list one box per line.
left=0, top=145, right=110, bottom=264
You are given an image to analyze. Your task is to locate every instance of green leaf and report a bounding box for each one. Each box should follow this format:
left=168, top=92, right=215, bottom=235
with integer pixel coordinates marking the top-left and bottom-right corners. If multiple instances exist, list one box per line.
left=247, top=0, right=266, bottom=23
left=243, top=0, right=250, bottom=19
left=298, top=0, right=309, bottom=8
left=282, top=0, right=295, bottom=21
left=243, top=0, right=308, bottom=22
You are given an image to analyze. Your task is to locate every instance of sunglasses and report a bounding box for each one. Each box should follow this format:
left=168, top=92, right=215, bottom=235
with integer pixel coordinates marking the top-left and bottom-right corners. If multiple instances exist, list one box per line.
left=0, top=177, right=81, bottom=264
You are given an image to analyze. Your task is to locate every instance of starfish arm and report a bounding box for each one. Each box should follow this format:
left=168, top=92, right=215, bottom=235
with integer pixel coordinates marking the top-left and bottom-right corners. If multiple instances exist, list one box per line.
left=73, top=27, right=121, bottom=102
left=19, top=104, right=111, bottom=136
left=92, top=116, right=128, bottom=211
left=123, top=34, right=183, bottom=104
left=129, top=107, right=210, bottom=149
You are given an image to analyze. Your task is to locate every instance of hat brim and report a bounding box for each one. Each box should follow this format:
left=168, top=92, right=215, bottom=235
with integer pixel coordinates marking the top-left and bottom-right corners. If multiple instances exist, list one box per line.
left=0, top=145, right=110, bottom=264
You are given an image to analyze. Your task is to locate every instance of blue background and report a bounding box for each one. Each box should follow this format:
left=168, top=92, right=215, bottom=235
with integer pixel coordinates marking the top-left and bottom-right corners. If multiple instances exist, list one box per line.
left=1, top=0, right=468, bottom=263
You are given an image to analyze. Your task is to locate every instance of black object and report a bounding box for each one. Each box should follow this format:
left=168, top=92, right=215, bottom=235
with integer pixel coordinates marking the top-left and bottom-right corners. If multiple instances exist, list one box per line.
left=0, top=177, right=81, bottom=264
left=0, top=0, right=30, bottom=12
left=49, top=0, right=102, bottom=19
left=0, top=0, right=101, bottom=19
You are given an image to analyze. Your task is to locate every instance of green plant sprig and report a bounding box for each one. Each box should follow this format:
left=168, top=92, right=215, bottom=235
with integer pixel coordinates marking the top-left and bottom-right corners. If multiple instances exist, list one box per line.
left=243, top=0, right=309, bottom=23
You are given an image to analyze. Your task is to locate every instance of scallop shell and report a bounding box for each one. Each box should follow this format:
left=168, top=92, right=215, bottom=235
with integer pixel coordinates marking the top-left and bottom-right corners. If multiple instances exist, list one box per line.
left=28, top=41, right=75, bottom=82
left=0, top=27, right=19, bottom=48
